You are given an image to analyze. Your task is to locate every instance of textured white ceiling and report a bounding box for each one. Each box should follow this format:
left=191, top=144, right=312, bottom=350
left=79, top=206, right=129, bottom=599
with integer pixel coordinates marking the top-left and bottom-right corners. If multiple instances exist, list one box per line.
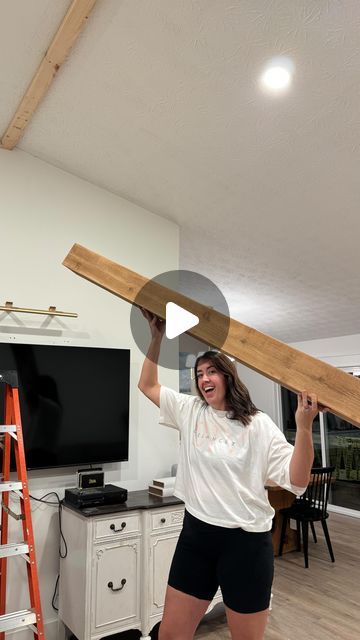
left=1, top=0, right=360, bottom=342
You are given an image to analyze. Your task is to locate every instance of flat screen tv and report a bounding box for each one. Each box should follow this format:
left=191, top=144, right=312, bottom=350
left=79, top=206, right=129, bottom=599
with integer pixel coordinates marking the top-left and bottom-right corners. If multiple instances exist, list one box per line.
left=0, top=343, right=130, bottom=470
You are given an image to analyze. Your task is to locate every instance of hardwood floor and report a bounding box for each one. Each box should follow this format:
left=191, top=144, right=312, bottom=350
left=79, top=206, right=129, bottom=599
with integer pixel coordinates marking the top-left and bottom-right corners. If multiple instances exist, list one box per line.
left=195, top=512, right=360, bottom=640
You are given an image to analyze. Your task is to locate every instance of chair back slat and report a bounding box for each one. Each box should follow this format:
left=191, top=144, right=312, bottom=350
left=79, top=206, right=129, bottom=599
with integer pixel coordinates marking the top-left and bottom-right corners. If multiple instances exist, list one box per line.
left=301, top=466, right=334, bottom=517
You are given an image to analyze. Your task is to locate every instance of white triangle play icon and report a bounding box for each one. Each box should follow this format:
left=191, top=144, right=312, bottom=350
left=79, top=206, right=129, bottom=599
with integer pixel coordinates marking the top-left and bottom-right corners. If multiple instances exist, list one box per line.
left=166, top=302, right=199, bottom=339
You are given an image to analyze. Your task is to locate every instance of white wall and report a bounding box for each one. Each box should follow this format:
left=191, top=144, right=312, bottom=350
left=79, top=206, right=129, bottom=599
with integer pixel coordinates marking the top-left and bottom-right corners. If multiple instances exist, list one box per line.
left=0, top=149, right=180, bottom=639
left=291, top=333, right=360, bottom=368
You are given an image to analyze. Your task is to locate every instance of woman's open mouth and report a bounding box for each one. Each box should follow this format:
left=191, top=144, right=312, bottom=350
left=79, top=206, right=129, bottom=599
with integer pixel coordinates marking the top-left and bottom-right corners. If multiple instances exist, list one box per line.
left=203, top=385, right=215, bottom=397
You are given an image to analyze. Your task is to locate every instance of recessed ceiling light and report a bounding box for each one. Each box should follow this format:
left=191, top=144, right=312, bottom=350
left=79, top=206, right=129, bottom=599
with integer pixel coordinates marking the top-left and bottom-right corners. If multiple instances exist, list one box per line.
left=260, top=57, right=294, bottom=93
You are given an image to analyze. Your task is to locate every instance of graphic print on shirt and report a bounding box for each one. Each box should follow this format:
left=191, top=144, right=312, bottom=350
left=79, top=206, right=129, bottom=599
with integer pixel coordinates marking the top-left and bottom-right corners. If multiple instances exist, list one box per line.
left=193, top=410, right=249, bottom=461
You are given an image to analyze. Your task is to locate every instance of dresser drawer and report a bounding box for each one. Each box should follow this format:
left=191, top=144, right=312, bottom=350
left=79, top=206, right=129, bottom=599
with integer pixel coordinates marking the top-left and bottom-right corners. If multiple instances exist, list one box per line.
left=151, top=508, right=184, bottom=532
left=94, top=513, right=140, bottom=541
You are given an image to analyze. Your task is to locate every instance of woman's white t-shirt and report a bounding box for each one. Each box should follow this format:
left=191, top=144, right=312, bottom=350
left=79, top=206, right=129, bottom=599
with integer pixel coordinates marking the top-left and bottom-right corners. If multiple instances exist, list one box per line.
left=159, top=386, right=306, bottom=532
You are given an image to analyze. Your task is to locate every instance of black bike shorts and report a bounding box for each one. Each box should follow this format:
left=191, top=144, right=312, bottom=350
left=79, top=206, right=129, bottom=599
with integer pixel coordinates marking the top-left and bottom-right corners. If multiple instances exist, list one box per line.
left=168, top=510, right=274, bottom=614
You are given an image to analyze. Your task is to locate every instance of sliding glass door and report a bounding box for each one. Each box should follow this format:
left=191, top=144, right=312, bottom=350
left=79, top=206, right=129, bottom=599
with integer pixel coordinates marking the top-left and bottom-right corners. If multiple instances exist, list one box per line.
left=281, top=377, right=360, bottom=514
left=323, top=370, right=360, bottom=511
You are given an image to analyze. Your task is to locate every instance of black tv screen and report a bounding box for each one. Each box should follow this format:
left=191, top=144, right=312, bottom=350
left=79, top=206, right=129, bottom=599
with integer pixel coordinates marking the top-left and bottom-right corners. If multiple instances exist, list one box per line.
left=0, top=343, right=130, bottom=470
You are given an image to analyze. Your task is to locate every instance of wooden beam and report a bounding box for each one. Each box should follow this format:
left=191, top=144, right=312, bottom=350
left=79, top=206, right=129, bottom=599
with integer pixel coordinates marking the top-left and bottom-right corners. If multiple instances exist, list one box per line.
left=63, top=243, right=360, bottom=428
left=0, top=0, right=98, bottom=150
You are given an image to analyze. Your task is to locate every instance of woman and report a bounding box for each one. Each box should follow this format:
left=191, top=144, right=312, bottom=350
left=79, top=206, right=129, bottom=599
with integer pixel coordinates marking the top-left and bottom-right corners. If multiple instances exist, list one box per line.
left=138, top=310, right=321, bottom=640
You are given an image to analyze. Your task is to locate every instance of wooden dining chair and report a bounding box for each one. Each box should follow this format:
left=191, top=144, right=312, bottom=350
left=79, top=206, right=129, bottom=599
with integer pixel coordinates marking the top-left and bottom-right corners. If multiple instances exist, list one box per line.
left=278, top=466, right=335, bottom=568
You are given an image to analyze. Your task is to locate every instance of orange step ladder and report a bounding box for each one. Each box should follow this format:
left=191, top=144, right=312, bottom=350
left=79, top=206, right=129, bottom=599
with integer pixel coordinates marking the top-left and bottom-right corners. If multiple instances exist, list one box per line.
left=0, top=370, right=45, bottom=639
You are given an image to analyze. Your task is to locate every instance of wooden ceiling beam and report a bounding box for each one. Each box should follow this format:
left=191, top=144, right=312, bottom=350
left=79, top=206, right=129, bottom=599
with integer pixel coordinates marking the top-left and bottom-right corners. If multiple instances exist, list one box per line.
left=0, top=0, right=98, bottom=150
left=63, top=243, right=360, bottom=428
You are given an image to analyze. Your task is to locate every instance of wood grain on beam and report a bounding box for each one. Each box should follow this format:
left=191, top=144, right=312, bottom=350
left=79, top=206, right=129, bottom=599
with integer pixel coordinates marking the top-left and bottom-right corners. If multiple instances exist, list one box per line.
left=63, top=243, right=360, bottom=428
left=0, top=0, right=98, bottom=150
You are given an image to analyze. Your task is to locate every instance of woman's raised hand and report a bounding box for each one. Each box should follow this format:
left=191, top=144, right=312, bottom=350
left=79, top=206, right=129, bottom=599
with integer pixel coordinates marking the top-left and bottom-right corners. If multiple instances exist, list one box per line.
left=295, top=390, right=328, bottom=432
left=140, top=308, right=166, bottom=341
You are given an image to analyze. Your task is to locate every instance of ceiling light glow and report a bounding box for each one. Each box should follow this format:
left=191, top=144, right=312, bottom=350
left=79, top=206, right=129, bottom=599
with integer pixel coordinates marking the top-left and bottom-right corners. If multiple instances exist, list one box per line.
left=260, top=57, right=294, bottom=93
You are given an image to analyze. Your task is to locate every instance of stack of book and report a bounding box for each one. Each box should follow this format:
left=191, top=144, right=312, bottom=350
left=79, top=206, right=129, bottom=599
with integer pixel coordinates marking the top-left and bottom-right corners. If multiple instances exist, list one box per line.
left=148, top=476, right=176, bottom=497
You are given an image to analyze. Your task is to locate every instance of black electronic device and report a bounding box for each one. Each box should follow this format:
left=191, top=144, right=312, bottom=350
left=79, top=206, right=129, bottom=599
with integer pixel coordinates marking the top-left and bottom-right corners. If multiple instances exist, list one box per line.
left=77, top=468, right=104, bottom=490
left=64, top=484, right=128, bottom=508
left=0, top=343, right=130, bottom=470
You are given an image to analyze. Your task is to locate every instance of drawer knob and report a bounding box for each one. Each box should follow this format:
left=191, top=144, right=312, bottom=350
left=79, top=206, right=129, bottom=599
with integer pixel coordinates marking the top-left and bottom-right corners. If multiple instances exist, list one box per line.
left=160, top=517, right=166, bottom=524
left=110, top=522, right=127, bottom=532
left=108, top=578, right=126, bottom=592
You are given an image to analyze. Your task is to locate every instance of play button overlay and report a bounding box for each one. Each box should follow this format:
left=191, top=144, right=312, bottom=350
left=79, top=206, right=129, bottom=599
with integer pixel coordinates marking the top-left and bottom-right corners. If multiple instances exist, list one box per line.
left=130, top=269, right=230, bottom=371
left=166, top=303, right=199, bottom=339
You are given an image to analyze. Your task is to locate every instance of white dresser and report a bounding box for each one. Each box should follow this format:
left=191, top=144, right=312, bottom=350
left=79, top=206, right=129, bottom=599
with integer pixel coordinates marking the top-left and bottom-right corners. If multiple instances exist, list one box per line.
left=59, top=491, right=222, bottom=640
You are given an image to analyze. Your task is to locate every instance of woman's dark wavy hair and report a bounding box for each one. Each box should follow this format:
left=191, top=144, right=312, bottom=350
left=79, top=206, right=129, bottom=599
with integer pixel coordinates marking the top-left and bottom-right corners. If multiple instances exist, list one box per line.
left=194, top=351, right=258, bottom=426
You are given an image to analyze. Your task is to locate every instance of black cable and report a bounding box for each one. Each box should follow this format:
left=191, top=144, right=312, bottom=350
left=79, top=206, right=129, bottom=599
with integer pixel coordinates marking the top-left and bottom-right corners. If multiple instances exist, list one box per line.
left=28, top=491, right=68, bottom=611
left=29, top=491, right=67, bottom=558
left=51, top=574, right=60, bottom=612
